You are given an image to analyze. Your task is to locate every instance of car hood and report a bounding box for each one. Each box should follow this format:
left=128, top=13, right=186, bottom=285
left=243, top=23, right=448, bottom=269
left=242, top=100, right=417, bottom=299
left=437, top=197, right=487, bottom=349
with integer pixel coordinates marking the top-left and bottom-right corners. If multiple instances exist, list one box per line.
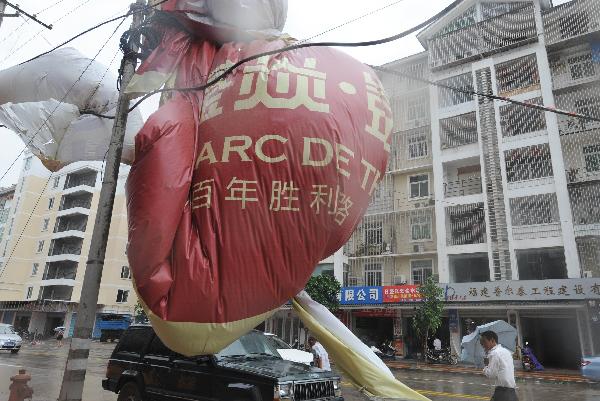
left=217, top=357, right=338, bottom=381
left=277, top=349, right=314, bottom=365
left=0, top=334, right=22, bottom=342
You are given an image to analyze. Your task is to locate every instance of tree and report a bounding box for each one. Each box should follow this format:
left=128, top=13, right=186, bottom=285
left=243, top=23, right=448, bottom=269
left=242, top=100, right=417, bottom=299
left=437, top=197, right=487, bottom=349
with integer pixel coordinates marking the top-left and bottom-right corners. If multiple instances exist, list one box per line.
left=304, top=274, right=341, bottom=312
left=134, top=300, right=149, bottom=324
left=412, top=276, right=444, bottom=362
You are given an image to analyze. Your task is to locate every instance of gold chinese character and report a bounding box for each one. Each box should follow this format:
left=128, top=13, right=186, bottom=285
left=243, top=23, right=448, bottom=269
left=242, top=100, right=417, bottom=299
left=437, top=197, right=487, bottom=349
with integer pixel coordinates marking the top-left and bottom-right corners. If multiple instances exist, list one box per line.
left=201, top=61, right=235, bottom=121
left=225, top=177, right=258, bottom=209
left=310, top=184, right=330, bottom=214
left=191, top=179, right=214, bottom=209
left=364, top=72, right=393, bottom=152
left=270, top=181, right=300, bottom=212
left=234, top=56, right=329, bottom=113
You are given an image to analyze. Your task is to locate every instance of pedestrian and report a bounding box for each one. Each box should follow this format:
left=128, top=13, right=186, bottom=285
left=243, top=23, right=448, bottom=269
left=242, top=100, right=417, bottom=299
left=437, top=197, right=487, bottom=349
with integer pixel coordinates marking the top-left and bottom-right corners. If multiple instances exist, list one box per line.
left=480, top=331, right=518, bottom=401
left=56, top=328, right=64, bottom=347
left=308, top=336, right=331, bottom=371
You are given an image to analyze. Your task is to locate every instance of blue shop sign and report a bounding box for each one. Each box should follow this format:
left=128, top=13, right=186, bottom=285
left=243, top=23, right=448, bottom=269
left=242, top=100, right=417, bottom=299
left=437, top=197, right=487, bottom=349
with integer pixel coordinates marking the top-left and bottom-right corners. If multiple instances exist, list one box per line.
left=340, top=286, right=383, bottom=305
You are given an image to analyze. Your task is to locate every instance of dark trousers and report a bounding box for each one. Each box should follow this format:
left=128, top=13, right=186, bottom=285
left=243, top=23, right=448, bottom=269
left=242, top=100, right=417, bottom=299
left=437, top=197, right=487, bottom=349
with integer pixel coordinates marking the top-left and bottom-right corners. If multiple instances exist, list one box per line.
left=491, top=386, right=518, bottom=401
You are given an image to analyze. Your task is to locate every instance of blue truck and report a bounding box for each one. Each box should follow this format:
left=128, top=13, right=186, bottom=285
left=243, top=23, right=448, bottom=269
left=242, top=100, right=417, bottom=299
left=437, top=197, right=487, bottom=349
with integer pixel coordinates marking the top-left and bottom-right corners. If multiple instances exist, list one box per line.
left=93, top=314, right=132, bottom=342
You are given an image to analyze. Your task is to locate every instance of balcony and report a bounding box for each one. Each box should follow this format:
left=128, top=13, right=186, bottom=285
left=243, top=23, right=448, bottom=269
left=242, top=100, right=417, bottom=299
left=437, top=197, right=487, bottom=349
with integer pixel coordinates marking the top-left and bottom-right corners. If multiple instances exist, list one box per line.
left=54, top=214, right=88, bottom=234
left=446, top=203, right=486, bottom=246
left=499, top=97, right=547, bottom=140
left=428, top=4, right=537, bottom=70
left=59, top=192, right=92, bottom=213
left=444, top=159, right=482, bottom=199
left=510, top=193, right=562, bottom=240
left=543, top=0, right=600, bottom=47
left=569, top=181, right=600, bottom=236
left=505, top=144, right=554, bottom=189
left=449, top=253, right=490, bottom=283
left=63, top=169, right=97, bottom=194
left=550, top=47, right=600, bottom=91
left=48, top=237, right=83, bottom=258
left=516, top=248, right=567, bottom=280
left=38, top=285, right=73, bottom=302
left=387, top=127, right=432, bottom=173
left=42, top=261, right=78, bottom=281
left=440, top=112, right=478, bottom=149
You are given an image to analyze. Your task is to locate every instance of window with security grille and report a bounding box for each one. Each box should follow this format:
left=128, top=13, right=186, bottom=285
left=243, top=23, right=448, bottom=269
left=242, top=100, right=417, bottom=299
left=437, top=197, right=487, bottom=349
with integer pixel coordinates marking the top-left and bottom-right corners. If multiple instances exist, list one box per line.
left=409, top=174, right=429, bottom=198
left=364, top=263, right=382, bottom=286
left=52, top=177, right=60, bottom=189
left=505, top=144, right=553, bottom=182
left=364, top=220, right=383, bottom=247
left=116, top=289, right=129, bottom=303
left=440, top=112, right=478, bottom=148
left=31, top=263, right=38, bottom=276
left=48, top=197, right=54, bottom=210
left=510, top=194, right=560, bottom=226
left=499, top=97, right=546, bottom=137
left=568, top=53, right=595, bottom=80
left=495, top=54, right=540, bottom=96
left=584, top=144, right=600, bottom=173
left=558, top=12, right=589, bottom=40
left=575, top=96, right=600, bottom=121
left=437, top=73, right=474, bottom=108
left=410, top=214, right=432, bottom=241
left=446, top=203, right=486, bottom=246
left=36, top=240, right=44, bottom=253
left=26, top=287, right=33, bottom=299
left=408, top=131, right=428, bottom=159
left=411, top=260, right=433, bottom=285
left=436, top=6, right=476, bottom=37
left=406, top=95, right=428, bottom=126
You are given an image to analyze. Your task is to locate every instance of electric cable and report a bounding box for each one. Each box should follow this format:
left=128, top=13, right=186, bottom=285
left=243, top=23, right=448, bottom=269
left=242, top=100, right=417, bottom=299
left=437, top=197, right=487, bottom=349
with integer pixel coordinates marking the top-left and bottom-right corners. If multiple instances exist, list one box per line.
left=0, top=0, right=67, bottom=45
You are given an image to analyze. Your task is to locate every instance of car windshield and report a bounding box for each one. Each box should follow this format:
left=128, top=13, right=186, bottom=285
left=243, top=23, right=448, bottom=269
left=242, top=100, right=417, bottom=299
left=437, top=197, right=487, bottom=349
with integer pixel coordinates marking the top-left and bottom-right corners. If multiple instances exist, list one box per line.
left=0, top=325, right=15, bottom=335
left=265, top=335, right=292, bottom=350
left=216, top=331, right=282, bottom=360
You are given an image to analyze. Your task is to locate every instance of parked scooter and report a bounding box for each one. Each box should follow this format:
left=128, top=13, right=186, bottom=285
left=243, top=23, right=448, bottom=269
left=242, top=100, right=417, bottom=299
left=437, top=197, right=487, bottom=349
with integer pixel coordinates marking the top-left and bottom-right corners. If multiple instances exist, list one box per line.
left=426, top=347, right=458, bottom=365
left=521, top=342, right=544, bottom=371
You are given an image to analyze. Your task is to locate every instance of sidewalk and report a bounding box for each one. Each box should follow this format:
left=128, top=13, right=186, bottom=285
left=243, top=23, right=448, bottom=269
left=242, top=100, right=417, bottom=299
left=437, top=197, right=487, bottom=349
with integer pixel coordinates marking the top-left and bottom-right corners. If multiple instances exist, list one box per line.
left=385, top=359, right=596, bottom=384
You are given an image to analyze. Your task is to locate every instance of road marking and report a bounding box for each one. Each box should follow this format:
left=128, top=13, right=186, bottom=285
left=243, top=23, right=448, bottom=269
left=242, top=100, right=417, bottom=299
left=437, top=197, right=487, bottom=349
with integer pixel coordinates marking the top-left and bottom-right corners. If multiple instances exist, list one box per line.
left=417, top=389, right=489, bottom=400
left=0, top=362, right=22, bottom=368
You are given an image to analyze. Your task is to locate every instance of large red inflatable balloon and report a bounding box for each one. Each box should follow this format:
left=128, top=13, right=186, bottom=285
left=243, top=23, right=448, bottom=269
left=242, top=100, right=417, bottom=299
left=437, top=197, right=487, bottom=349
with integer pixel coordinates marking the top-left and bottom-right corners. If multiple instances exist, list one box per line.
left=126, top=28, right=392, bottom=355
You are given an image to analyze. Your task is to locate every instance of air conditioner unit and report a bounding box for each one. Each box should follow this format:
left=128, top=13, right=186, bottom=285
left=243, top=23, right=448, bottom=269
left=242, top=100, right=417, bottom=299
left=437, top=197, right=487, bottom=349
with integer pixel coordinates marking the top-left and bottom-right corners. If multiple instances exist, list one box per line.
left=583, top=270, right=593, bottom=278
left=393, top=275, right=407, bottom=285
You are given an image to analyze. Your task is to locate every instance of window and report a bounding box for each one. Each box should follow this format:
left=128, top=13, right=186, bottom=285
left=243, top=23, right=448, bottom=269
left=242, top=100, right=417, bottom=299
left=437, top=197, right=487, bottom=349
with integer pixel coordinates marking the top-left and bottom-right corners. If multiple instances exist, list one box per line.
left=24, top=157, right=32, bottom=171
left=568, top=53, right=595, bottom=80
left=495, top=54, right=540, bottom=95
left=499, top=97, right=546, bottom=137
left=411, top=214, right=432, bottom=241
left=409, top=174, right=429, bottom=198
left=146, top=335, right=172, bottom=357
left=31, top=263, right=38, bottom=276
left=116, top=289, right=129, bottom=303
left=437, top=73, right=474, bottom=108
left=510, top=194, right=559, bottom=226
left=407, top=131, right=428, bottom=159
left=26, top=287, right=33, bottom=299
left=411, top=260, right=433, bottom=285
left=364, top=221, right=383, bottom=246
left=364, top=263, right=382, bottom=286
left=584, top=144, right=600, bottom=173
left=42, top=218, right=50, bottom=232
left=121, top=266, right=132, bottom=279
left=440, top=112, right=478, bottom=148
left=48, top=198, right=54, bottom=210
left=52, top=176, right=60, bottom=189
left=36, top=240, right=44, bottom=253
left=575, top=96, right=600, bottom=121
left=505, top=144, right=553, bottom=182
left=406, top=95, right=428, bottom=126
left=559, top=12, right=589, bottom=40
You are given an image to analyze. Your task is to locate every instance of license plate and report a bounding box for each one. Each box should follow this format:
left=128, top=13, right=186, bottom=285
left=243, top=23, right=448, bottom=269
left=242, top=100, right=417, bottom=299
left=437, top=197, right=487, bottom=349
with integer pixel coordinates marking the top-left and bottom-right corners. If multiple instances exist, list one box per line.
left=5, top=342, right=15, bottom=347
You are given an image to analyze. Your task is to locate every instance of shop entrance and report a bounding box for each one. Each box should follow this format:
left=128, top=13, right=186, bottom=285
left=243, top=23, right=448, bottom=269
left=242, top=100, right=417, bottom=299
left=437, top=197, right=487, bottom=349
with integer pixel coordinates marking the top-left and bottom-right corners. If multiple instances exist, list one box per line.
left=353, top=314, right=393, bottom=347
left=520, top=316, right=581, bottom=369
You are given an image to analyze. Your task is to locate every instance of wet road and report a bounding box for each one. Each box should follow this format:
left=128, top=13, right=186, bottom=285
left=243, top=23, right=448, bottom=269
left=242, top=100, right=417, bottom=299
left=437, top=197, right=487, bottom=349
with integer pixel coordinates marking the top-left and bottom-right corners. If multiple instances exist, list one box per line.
left=0, top=340, right=598, bottom=401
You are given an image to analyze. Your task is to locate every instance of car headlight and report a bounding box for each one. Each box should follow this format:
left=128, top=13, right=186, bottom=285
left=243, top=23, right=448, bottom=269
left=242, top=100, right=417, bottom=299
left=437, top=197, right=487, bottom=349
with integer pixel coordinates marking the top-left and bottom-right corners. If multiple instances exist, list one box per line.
left=333, top=380, right=342, bottom=397
left=274, top=383, right=293, bottom=400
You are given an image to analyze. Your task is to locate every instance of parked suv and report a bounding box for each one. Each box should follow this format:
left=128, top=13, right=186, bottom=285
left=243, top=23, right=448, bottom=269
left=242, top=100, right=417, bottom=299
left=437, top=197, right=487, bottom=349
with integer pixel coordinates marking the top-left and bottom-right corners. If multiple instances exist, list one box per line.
left=103, top=325, right=343, bottom=401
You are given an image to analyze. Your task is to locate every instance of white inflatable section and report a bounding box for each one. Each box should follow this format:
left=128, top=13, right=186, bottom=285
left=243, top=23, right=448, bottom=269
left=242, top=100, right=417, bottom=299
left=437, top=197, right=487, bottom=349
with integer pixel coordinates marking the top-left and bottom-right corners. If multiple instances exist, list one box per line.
left=0, top=48, right=143, bottom=170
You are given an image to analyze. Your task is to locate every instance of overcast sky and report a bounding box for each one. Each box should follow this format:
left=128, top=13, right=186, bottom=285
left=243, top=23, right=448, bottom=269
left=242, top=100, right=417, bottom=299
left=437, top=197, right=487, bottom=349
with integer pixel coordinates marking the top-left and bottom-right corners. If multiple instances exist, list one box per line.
left=0, top=0, right=458, bottom=186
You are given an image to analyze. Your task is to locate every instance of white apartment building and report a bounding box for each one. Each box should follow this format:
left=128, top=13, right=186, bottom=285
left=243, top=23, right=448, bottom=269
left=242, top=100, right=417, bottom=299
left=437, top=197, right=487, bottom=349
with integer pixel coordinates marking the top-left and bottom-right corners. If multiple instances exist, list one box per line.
left=339, top=0, right=600, bottom=369
left=0, top=153, right=136, bottom=337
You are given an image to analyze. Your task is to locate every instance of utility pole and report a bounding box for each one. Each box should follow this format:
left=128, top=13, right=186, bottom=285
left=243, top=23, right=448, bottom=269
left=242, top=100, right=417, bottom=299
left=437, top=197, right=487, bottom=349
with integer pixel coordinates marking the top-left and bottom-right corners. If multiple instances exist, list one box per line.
left=57, top=1, right=146, bottom=400
left=0, top=1, right=54, bottom=30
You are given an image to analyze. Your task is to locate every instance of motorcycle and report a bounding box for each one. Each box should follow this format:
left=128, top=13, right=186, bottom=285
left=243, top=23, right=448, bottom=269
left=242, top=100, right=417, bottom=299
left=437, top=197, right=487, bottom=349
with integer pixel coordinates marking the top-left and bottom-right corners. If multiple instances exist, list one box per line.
left=426, top=347, right=458, bottom=365
left=520, top=343, right=544, bottom=371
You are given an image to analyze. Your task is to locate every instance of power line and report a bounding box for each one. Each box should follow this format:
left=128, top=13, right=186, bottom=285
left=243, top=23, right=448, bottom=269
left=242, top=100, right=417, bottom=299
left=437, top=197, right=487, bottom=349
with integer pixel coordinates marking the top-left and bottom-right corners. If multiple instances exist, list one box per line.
left=1, top=1, right=53, bottom=29
left=0, top=0, right=67, bottom=45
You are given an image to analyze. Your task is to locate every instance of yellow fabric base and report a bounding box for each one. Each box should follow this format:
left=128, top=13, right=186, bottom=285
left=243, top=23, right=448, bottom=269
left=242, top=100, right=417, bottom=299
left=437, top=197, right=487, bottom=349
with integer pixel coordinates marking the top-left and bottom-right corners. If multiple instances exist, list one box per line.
left=135, top=290, right=276, bottom=356
left=292, top=298, right=430, bottom=401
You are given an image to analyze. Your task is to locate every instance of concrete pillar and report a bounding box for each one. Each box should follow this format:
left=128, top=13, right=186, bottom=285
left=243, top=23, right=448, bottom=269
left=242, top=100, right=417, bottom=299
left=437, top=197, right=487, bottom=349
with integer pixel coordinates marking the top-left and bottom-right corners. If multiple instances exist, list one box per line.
left=393, top=308, right=404, bottom=356
left=27, top=312, right=46, bottom=335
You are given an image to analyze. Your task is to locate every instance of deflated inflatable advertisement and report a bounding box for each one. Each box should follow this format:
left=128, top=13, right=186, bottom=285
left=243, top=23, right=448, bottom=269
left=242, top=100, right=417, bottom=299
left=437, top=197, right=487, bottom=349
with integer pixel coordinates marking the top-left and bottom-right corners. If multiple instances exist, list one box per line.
left=0, top=0, right=429, bottom=399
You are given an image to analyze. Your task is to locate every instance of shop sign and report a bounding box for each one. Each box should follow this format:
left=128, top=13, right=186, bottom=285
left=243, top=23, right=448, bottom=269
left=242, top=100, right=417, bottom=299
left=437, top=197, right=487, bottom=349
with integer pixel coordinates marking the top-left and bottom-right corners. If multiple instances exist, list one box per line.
left=382, top=285, right=422, bottom=303
left=340, top=286, right=382, bottom=305
left=353, top=309, right=396, bottom=317
left=443, top=278, right=600, bottom=302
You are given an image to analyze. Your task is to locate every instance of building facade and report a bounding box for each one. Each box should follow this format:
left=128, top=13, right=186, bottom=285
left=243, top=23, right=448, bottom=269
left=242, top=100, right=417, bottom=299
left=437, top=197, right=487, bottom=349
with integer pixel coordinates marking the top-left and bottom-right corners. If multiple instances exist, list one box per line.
left=339, top=0, right=600, bottom=369
left=0, top=153, right=136, bottom=337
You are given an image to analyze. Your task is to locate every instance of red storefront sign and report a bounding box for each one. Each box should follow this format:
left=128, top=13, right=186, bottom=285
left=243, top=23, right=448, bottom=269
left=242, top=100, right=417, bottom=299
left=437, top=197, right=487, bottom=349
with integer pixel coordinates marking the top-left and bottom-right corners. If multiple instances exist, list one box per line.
left=382, top=285, right=422, bottom=303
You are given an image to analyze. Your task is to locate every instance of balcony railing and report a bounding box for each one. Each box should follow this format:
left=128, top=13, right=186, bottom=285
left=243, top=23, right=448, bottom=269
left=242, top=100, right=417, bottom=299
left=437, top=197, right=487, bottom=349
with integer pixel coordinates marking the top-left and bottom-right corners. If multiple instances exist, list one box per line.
left=446, top=203, right=486, bottom=246
left=59, top=198, right=92, bottom=211
left=440, top=113, right=478, bottom=149
left=444, top=176, right=483, bottom=197
left=429, top=4, right=537, bottom=69
left=48, top=245, right=82, bottom=256
left=543, top=0, right=600, bottom=46
left=38, top=286, right=73, bottom=301
left=512, top=222, right=562, bottom=240
left=42, top=270, right=77, bottom=280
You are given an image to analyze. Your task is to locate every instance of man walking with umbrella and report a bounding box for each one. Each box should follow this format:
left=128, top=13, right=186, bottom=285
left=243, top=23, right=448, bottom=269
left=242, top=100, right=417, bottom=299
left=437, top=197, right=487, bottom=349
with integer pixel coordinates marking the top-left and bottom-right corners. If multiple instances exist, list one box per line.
left=480, top=331, right=518, bottom=401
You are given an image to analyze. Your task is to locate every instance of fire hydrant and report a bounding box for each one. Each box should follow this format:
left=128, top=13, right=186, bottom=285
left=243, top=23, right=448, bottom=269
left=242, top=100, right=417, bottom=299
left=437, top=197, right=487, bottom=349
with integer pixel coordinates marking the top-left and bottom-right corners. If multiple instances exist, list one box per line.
left=8, top=369, right=33, bottom=401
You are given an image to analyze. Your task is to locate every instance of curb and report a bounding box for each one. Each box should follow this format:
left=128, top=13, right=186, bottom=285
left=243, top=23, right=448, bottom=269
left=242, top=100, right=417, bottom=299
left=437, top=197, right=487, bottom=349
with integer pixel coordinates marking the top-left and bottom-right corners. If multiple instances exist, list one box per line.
left=385, top=361, right=597, bottom=385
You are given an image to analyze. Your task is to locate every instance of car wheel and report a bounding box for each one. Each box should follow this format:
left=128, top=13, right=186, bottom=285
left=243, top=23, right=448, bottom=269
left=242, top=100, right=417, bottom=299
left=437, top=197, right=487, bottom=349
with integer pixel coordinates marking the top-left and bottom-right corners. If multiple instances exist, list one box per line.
left=117, top=382, right=143, bottom=401
left=10, top=349, right=19, bottom=354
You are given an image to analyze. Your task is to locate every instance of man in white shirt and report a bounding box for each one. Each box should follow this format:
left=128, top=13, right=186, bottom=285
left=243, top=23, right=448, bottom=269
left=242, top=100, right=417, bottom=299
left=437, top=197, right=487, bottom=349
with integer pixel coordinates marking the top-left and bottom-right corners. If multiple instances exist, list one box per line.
left=433, top=337, right=442, bottom=351
left=480, top=331, right=518, bottom=401
left=308, top=336, right=331, bottom=371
